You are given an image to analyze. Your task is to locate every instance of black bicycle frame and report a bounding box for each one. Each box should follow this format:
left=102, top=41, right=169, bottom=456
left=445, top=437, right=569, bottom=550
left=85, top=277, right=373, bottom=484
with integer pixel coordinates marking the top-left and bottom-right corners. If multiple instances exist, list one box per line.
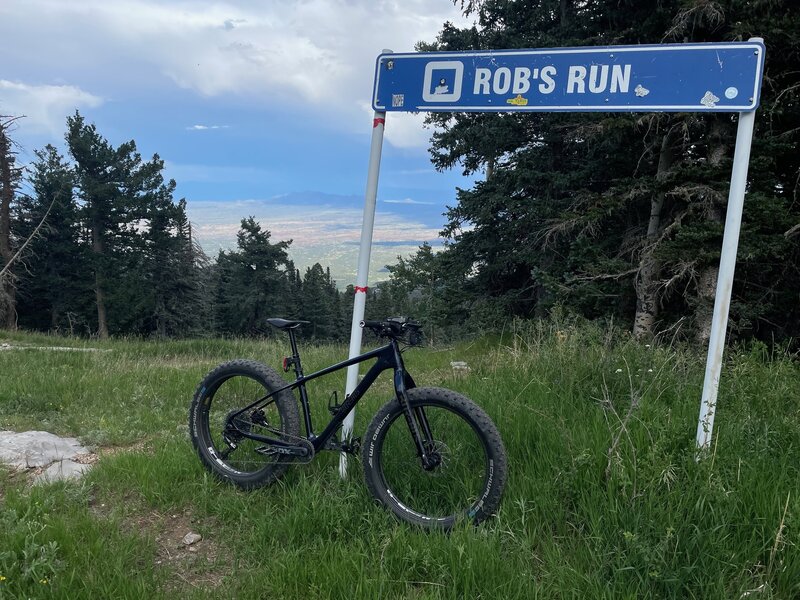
left=228, top=337, right=429, bottom=460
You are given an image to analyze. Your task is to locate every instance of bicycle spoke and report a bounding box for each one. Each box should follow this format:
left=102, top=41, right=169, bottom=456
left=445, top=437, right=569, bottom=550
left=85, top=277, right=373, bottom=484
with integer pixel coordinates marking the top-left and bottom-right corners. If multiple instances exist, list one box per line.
left=379, top=404, right=488, bottom=520
left=205, top=375, right=286, bottom=474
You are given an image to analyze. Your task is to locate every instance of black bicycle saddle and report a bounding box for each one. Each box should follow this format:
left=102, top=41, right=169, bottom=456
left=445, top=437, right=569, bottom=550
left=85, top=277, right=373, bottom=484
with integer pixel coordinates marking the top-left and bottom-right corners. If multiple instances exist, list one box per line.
left=266, top=318, right=310, bottom=330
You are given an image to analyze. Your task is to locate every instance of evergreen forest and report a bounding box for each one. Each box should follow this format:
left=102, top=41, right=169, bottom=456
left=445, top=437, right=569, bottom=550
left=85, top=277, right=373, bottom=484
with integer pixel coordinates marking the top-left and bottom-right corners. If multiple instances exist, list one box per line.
left=1, top=0, right=798, bottom=346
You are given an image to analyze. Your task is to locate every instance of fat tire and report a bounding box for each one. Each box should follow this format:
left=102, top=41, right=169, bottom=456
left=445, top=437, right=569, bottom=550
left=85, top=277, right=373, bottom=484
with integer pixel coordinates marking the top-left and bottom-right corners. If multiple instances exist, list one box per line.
left=189, top=359, right=301, bottom=489
left=362, top=387, right=507, bottom=529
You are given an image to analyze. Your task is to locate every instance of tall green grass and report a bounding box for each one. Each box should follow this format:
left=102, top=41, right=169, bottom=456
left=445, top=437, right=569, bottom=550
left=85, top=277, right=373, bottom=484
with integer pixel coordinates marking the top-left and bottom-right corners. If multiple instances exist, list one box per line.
left=1, top=320, right=798, bottom=598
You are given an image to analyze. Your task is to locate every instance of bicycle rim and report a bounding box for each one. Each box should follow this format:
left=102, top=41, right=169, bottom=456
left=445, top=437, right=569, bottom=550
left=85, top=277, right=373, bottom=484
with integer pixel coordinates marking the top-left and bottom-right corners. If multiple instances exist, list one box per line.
left=201, top=374, right=287, bottom=476
left=377, top=403, right=491, bottom=523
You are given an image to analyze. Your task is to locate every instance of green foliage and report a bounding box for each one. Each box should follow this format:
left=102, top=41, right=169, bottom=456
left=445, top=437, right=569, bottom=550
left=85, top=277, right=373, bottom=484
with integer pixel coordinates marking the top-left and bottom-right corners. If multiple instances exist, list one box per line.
left=0, top=116, right=25, bottom=329
left=210, top=218, right=355, bottom=340
left=0, top=491, right=64, bottom=596
left=65, top=111, right=203, bottom=337
left=138, top=197, right=208, bottom=337
left=371, top=243, right=458, bottom=341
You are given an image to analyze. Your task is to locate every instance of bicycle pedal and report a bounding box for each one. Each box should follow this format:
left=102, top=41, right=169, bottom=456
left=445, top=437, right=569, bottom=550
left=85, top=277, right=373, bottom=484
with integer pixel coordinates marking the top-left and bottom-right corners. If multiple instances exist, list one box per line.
left=340, top=437, right=361, bottom=455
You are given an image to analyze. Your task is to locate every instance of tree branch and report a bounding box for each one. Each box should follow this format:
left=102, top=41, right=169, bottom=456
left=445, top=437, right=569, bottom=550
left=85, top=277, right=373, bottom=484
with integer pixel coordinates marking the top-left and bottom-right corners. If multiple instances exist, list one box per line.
left=0, top=196, right=56, bottom=279
left=568, top=268, right=638, bottom=284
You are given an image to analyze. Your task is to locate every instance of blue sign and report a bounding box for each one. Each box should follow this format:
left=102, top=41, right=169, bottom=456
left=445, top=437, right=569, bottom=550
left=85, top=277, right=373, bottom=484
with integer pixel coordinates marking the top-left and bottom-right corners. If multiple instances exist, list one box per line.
left=372, top=42, right=765, bottom=113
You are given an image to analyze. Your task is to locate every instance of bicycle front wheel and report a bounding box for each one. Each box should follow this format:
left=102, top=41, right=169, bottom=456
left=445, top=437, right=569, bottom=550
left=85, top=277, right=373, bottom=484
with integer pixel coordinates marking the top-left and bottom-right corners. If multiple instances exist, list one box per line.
left=362, top=387, right=507, bottom=529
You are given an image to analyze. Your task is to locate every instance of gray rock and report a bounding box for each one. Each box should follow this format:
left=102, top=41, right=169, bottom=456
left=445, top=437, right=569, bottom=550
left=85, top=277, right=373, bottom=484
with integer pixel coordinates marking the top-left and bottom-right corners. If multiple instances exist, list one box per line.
left=0, top=430, right=89, bottom=469
left=182, top=532, right=202, bottom=546
left=34, top=459, right=91, bottom=484
left=450, top=361, right=471, bottom=377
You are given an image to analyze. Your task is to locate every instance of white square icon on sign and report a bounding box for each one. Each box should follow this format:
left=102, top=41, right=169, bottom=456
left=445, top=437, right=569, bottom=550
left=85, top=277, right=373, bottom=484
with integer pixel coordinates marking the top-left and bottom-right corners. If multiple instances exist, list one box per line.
left=422, top=61, right=464, bottom=103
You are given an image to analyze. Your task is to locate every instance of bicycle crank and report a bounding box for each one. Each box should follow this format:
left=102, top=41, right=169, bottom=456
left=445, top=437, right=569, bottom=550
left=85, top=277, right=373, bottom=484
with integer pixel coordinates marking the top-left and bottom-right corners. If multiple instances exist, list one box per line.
left=255, top=438, right=315, bottom=465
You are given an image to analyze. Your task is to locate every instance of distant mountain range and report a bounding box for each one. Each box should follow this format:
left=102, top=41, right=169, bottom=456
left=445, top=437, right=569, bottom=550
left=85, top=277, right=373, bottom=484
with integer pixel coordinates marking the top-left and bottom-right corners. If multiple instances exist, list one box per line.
left=187, top=191, right=444, bottom=288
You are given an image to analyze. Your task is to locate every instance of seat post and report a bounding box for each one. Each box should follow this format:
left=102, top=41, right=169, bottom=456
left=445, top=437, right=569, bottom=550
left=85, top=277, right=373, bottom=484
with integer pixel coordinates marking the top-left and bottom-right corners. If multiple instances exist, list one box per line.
left=286, top=328, right=305, bottom=380
left=286, top=327, right=314, bottom=438
left=287, top=328, right=301, bottom=364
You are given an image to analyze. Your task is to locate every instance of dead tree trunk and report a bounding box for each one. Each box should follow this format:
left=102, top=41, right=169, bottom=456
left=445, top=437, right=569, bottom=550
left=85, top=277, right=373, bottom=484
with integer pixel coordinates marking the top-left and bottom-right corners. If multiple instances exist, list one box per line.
left=633, top=124, right=680, bottom=339
left=91, top=217, right=109, bottom=339
left=0, top=120, right=18, bottom=330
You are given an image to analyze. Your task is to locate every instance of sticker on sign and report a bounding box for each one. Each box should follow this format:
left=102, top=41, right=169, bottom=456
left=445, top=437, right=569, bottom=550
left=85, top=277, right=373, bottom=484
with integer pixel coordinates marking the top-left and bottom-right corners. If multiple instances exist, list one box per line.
left=372, top=42, right=765, bottom=113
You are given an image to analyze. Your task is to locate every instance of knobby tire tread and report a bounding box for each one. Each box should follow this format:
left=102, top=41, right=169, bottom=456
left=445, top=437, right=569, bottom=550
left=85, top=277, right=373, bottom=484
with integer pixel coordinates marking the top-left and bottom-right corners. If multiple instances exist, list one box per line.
left=189, top=359, right=301, bottom=490
left=361, top=387, right=507, bottom=529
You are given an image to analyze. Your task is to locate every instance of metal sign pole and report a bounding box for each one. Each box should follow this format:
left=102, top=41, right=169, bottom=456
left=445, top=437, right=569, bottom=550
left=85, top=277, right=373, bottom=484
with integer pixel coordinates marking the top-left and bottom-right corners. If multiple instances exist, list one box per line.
left=339, top=106, right=387, bottom=477
left=695, top=107, right=757, bottom=451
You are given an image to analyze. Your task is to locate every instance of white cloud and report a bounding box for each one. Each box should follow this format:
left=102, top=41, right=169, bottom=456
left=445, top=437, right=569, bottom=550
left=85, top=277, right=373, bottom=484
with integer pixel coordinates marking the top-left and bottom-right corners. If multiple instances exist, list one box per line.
left=0, top=80, right=103, bottom=135
left=0, top=0, right=468, bottom=146
left=381, top=112, right=433, bottom=149
left=186, top=124, right=229, bottom=130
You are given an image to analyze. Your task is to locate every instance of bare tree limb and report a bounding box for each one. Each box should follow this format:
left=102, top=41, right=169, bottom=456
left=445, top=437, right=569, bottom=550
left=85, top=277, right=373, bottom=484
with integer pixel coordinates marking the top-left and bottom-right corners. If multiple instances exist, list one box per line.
left=0, top=196, right=56, bottom=279
left=568, top=268, right=638, bottom=284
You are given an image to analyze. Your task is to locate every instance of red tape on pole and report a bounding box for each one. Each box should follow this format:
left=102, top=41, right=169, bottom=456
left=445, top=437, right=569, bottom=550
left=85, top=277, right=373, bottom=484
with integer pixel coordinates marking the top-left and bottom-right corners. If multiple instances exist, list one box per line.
left=373, top=117, right=385, bottom=128
left=355, top=286, right=369, bottom=293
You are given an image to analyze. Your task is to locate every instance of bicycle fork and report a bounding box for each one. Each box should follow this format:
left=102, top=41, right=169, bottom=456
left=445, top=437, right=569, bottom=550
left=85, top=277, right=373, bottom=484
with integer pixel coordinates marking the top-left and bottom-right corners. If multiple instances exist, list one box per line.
left=392, top=348, right=439, bottom=471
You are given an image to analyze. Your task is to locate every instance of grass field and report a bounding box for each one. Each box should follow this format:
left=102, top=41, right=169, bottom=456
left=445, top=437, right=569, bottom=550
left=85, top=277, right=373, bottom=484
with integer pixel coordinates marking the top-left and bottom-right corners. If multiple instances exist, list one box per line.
left=1, top=320, right=799, bottom=599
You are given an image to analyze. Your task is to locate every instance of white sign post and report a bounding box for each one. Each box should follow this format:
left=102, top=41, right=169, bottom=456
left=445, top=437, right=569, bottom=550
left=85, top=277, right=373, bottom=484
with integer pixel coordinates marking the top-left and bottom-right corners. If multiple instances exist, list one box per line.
left=339, top=104, right=387, bottom=477
left=695, top=106, right=758, bottom=451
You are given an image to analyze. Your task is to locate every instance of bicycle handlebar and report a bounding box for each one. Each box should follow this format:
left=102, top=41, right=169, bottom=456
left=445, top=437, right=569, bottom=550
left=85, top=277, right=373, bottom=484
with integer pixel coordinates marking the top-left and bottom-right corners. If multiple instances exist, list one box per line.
left=360, top=320, right=385, bottom=329
left=360, top=317, right=423, bottom=345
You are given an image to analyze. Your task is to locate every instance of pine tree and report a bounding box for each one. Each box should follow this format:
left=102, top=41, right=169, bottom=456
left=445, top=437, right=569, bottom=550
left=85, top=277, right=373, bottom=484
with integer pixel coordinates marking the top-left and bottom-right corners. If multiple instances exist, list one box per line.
left=214, top=217, right=293, bottom=334
left=172, top=199, right=212, bottom=335
left=66, top=111, right=183, bottom=337
left=15, top=145, right=88, bottom=332
left=300, top=263, right=339, bottom=339
left=137, top=187, right=191, bottom=336
left=67, top=112, right=126, bottom=338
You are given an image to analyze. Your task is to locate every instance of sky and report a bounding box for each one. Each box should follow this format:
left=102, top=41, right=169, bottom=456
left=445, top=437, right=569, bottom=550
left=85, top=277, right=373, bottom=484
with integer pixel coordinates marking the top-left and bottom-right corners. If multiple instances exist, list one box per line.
left=0, top=0, right=477, bottom=286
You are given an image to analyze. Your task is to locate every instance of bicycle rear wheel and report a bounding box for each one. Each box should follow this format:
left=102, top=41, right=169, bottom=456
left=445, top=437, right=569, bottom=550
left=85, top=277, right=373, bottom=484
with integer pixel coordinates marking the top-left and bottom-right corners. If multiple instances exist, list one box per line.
left=189, top=359, right=301, bottom=489
left=362, top=387, right=507, bottom=529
